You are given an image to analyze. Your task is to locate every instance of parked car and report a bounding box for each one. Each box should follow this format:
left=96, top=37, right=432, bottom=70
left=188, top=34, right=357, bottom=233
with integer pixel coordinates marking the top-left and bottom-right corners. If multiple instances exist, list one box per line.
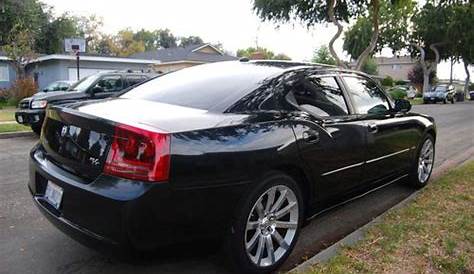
left=28, top=61, right=436, bottom=274
left=40, top=80, right=76, bottom=93
left=423, top=84, right=456, bottom=104
left=470, top=90, right=474, bottom=101
left=15, top=71, right=153, bottom=134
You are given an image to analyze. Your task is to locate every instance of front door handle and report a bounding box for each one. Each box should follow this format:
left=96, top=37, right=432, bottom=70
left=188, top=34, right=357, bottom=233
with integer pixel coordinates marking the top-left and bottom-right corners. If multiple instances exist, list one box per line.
left=303, top=130, right=320, bottom=143
left=367, top=123, right=378, bottom=134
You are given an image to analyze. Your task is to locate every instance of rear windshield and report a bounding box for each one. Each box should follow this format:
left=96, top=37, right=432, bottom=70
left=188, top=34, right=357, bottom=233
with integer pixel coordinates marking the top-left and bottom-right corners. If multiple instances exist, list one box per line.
left=121, top=62, right=281, bottom=111
left=434, top=86, right=447, bottom=92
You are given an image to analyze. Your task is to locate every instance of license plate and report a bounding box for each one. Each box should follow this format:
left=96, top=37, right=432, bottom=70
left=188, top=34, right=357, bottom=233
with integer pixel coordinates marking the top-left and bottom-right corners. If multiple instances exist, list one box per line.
left=17, top=115, right=23, bottom=123
left=44, top=181, right=63, bottom=209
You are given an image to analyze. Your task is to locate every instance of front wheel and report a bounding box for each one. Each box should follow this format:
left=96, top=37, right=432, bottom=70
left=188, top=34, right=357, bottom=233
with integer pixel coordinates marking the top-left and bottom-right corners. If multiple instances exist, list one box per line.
left=408, top=135, right=435, bottom=188
left=225, top=173, right=303, bottom=274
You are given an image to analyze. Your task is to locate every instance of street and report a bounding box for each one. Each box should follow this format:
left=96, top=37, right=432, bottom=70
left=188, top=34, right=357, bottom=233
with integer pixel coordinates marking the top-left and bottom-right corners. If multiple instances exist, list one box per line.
left=1, top=102, right=473, bottom=274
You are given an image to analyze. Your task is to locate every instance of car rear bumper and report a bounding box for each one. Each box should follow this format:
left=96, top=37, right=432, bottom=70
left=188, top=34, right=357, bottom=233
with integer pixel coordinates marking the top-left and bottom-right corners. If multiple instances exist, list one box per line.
left=15, top=109, right=45, bottom=126
left=28, top=144, right=248, bottom=252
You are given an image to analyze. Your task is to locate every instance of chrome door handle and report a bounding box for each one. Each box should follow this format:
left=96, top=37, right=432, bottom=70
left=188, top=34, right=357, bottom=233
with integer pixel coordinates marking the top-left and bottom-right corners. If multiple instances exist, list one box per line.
left=367, top=123, right=378, bottom=134
left=303, top=130, right=320, bottom=143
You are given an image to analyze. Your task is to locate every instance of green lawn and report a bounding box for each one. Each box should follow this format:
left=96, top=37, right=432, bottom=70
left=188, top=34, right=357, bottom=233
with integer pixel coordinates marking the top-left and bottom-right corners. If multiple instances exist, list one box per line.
left=305, top=161, right=474, bottom=274
left=0, top=107, right=16, bottom=122
left=409, top=97, right=423, bottom=105
left=0, top=123, right=31, bottom=133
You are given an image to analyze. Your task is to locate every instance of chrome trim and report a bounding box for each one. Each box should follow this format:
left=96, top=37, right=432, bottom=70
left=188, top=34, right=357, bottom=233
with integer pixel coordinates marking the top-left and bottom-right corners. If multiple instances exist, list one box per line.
left=322, top=162, right=364, bottom=176
left=365, top=148, right=411, bottom=164
left=321, top=148, right=413, bottom=176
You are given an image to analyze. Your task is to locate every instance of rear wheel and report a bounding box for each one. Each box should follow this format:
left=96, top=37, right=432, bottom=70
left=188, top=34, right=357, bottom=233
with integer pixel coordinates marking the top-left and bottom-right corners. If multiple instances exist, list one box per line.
left=408, top=135, right=435, bottom=188
left=225, top=173, right=303, bottom=274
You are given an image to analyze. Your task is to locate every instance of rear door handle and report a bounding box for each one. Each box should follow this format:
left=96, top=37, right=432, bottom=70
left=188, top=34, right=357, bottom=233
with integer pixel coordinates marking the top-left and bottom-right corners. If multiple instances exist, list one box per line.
left=303, top=130, right=320, bottom=143
left=367, top=123, right=378, bottom=134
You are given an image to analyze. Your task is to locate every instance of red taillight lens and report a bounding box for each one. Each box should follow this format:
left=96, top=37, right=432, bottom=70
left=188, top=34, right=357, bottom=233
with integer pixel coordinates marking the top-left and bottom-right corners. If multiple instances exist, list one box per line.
left=103, top=124, right=170, bottom=182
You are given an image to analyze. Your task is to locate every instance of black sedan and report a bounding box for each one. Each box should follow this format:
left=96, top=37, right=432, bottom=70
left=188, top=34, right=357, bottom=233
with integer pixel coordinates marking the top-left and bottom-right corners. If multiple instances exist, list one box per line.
left=28, top=60, right=436, bottom=273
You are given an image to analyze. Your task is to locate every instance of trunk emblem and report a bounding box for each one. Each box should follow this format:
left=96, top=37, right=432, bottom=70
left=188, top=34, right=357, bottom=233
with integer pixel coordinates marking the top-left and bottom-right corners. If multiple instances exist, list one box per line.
left=89, top=157, right=100, bottom=166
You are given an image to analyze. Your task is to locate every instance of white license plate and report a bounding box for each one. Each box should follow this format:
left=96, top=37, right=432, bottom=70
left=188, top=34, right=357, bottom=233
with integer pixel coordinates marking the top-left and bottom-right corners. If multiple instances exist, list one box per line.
left=44, top=181, right=63, bottom=209
left=17, top=115, right=23, bottom=123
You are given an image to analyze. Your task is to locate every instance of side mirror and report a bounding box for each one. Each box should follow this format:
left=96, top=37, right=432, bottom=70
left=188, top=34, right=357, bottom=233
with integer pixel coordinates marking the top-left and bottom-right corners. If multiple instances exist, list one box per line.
left=394, top=99, right=411, bottom=112
left=42, top=88, right=48, bottom=92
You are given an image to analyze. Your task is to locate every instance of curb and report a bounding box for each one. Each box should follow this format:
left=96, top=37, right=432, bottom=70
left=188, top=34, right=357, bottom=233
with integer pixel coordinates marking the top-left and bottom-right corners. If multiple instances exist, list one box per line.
left=0, top=131, right=35, bottom=139
left=289, top=146, right=474, bottom=273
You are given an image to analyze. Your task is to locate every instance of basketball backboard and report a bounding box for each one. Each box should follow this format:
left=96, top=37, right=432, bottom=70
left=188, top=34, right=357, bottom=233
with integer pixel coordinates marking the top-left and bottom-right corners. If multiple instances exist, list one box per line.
left=65, top=38, right=86, bottom=53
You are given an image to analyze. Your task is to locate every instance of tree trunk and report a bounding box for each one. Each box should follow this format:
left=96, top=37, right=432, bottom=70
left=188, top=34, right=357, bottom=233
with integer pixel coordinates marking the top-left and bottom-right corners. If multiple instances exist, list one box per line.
left=355, top=0, right=380, bottom=71
left=412, top=44, right=430, bottom=94
left=464, top=60, right=470, bottom=96
left=327, top=0, right=346, bottom=68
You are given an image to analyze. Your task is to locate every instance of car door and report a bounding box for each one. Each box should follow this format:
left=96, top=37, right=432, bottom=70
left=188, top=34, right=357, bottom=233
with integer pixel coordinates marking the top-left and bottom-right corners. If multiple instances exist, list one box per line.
left=287, top=73, right=367, bottom=203
left=341, top=74, right=415, bottom=183
left=89, top=75, right=124, bottom=99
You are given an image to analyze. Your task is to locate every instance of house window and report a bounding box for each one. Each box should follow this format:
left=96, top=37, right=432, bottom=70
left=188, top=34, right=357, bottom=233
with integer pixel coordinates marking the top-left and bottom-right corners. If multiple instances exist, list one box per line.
left=391, top=64, right=401, bottom=70
left=0, top=64, right=9, bottom=81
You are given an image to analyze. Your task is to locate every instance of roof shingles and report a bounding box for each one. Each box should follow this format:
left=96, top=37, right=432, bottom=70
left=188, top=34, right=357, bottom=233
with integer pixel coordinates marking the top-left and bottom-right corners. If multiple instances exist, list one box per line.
left=129, top=44, right=236, bottom=63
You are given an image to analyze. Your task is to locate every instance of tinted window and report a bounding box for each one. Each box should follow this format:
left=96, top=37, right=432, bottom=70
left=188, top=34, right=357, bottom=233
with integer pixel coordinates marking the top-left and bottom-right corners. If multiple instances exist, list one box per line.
left=122, top=62, right=281, bottom=110
left=92, top=75, right=123, bottom=92
left=291, top=76, right=349, bottom=117
left=344, top=76, right=390, bottom=115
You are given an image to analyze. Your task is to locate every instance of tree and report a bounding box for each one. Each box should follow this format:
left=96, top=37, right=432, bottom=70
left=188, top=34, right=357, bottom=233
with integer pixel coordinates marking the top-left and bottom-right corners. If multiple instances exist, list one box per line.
left=361, top=57, right=378, bottom=75
left=158, top=29, right=177, bottom=48
left=253, top=0, right=386, bottom=69
left=311, top=46, right=336, bottom=65
left=343, top=0, right=416, bottom=62
left=274, top=53, right=291, bottom=60
left=109, top=29, right=145, bottom=57
left=76, top=15, right=104, bottom=52
left=179, top=36, right=204, bottom=47
left=408, top=62, right=436, bottom=92
left=2, top=24, right=37, bottom=79
left=35, top=13, right=79, bottom=54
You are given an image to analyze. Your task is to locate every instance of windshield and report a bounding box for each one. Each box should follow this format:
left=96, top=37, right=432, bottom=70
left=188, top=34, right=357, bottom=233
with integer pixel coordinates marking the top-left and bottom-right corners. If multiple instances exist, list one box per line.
left=433, top=86, right=447, bottom=92
left=68, top=74, right=101, bottom=92
left=121, top=62, right=281, bottom=110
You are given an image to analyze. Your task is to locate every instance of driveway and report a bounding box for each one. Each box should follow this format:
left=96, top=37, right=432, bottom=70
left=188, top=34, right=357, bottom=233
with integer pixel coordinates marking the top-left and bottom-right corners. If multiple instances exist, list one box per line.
left=1, top=102, right=473, bottom=274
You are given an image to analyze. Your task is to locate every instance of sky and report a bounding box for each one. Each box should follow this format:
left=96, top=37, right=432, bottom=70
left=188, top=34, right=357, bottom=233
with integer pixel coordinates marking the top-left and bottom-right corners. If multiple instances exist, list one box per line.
left=41, top=0, right=471, bottom=81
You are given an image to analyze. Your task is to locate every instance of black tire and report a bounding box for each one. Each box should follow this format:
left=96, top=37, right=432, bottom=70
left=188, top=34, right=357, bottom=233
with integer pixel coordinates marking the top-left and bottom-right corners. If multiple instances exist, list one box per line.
left=224, top=172, right=303, bottom=274
left=408, top=134, right=435, bottom=188
left=443, top=98, right=447, bottom=104
left=31, top=125, right=42, bottom=135
left=451, top=97, right=455, bottom=104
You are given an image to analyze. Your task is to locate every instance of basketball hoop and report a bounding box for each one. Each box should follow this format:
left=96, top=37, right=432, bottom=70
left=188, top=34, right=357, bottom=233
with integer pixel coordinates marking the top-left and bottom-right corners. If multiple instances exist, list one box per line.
left=64, top=38, right=86, bottom=81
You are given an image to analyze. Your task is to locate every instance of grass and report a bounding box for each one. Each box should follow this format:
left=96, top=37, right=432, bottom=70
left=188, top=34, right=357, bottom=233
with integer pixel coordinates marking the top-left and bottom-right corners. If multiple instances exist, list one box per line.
left=305, top=161, right=474, bottom=274
left=409, top=97, right=424, bottom=105
left=0, top=107, right=16, bottom=122
left=0, top=123, right=31, bottom=133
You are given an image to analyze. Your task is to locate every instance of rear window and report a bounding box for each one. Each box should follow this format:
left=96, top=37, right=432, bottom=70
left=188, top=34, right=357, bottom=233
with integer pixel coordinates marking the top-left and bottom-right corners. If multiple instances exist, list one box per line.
left=121, top=62, right=281, bottom=110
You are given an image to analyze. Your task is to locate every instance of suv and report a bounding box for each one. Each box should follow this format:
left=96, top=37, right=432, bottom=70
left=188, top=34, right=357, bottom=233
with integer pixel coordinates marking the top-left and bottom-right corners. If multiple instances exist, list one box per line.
left=15, top=71, right=154, bottom=134
left=423, top=84, right=456, bottom=104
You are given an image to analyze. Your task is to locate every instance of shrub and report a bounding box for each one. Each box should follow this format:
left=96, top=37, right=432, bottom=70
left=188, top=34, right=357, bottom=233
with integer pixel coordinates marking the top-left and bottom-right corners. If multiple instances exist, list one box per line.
left=394, top=80, right=406, bottom=85
left=388, top=87, right=407, bottom=100
left=3, top=78, right=37, bottom=106
left=382, top=76, right=394, bottom=87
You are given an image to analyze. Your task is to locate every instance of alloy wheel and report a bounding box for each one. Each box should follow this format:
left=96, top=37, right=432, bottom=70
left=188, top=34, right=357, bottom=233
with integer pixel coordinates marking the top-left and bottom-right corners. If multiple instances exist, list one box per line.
left=418, top=138, right=434, bottom=183
left=244, top=185, right=299, bottom=267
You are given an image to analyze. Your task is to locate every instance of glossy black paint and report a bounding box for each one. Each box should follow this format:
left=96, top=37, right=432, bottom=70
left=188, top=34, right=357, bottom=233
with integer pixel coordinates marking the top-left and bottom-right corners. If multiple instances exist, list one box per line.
left=28, top=61, right=436, bottom=254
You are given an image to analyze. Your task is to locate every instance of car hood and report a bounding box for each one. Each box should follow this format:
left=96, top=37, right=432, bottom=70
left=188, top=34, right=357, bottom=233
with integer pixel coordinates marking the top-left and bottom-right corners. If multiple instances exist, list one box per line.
left=67, top=98, right=251, bottom=133
left=31, top=90, right=88, bottom=102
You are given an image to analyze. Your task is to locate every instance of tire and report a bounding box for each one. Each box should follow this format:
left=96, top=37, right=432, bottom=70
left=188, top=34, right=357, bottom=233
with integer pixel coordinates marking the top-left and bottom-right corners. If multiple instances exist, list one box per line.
left=408, top=134, right=435, bottom=188
left=443, top=99, right=447, bottom=104
left=451, top=97, right=455, bottom=104
left=31, top=125, right=42, bottom=135
left=224, top=172, right=303, bottom=274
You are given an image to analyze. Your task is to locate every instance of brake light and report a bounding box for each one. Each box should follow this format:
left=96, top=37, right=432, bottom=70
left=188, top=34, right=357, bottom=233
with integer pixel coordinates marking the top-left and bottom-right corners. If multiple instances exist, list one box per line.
left=103, top=124, right=170, bottom=182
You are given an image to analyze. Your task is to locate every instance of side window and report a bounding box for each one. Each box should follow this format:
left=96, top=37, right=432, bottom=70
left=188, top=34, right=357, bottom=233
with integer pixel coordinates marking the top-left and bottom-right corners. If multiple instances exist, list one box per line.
left=126, top=76, right=147, bottom=87
left=290, top=76, right=349, bottom=117
left=343, top=76, right=390, bottom=115
left=92, top=75, right=123, bottom=92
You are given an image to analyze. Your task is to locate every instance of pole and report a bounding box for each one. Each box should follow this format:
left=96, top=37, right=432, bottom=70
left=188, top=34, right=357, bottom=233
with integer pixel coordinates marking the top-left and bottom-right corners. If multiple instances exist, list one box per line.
left=449, top=57, right=453, bottom=84
left=76, top=51, right=80, bottom=81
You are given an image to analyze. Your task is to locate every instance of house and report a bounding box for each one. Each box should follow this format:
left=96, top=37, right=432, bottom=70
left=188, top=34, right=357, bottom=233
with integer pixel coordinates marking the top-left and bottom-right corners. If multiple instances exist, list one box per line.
left=1, top=43, right=237, bottom=90
left=0, top=51, right=16, bottom=89
left=130, top=43, right=237, bottom=73
left=374, top=56, right=416, bottom=81
left=25, top=53, right=158, bottom=90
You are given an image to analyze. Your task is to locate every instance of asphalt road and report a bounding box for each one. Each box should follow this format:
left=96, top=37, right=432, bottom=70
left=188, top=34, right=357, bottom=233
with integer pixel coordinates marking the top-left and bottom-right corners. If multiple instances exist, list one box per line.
left=1, top=102, right=473, bottom=274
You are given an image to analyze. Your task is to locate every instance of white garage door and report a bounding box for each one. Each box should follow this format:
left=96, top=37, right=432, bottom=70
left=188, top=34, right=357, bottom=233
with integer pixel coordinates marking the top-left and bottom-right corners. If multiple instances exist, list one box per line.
left=68, top=68, right=113, bottom=81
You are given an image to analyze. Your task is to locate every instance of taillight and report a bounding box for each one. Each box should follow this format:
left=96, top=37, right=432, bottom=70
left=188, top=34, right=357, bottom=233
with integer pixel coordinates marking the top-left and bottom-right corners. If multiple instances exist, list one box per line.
left=103, top=123, right=170, bottom=182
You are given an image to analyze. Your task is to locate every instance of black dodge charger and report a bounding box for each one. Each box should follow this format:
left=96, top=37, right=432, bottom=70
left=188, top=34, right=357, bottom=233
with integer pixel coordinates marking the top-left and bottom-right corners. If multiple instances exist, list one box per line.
left=29, top=60, right=436, bottom=273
